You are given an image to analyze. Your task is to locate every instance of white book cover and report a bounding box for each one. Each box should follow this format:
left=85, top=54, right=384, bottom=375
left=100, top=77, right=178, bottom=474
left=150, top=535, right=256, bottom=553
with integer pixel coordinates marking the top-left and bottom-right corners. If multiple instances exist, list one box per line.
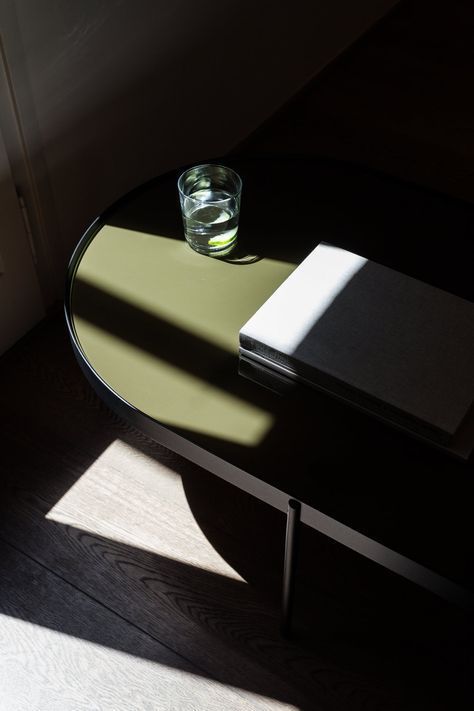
left=239, top=243, right=474, bottom=452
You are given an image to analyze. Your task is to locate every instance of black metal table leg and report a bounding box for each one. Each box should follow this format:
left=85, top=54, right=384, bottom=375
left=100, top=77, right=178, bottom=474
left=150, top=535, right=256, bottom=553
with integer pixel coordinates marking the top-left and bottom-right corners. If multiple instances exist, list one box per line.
left=281, top=499, right=301, bottom=637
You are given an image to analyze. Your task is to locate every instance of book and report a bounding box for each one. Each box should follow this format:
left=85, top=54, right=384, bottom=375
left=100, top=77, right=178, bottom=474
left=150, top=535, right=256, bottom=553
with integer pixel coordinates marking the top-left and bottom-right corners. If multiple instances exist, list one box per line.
left=239, top=243, right=474, bottom=458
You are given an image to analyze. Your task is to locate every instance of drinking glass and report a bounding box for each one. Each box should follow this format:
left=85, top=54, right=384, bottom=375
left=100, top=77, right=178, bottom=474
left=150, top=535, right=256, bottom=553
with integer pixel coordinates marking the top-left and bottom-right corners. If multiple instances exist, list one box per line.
left=178, top=164, right=242, bottom=256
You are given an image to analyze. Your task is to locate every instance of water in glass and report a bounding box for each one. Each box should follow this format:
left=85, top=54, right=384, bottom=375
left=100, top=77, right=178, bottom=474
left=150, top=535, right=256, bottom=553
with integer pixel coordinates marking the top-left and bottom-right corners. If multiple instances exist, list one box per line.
left=182, top=188, right=239, bottom=256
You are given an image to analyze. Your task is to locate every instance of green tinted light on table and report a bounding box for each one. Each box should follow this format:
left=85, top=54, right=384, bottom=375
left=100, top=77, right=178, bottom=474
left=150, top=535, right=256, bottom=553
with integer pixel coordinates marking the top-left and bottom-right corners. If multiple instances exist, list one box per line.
left=72, top=225, right=296, bottom=447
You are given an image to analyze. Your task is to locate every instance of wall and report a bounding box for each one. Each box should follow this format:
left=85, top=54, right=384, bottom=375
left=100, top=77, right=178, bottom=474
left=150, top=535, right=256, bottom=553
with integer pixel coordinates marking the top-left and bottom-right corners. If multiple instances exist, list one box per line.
left=0, top=124, right=44, bottom=352
left=0, top=0, right=398, bottom=302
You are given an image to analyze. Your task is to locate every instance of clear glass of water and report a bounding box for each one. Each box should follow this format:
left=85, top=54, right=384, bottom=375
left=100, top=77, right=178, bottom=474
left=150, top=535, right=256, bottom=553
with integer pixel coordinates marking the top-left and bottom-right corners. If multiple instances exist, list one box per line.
left=178, top=164, right=242, bottom=256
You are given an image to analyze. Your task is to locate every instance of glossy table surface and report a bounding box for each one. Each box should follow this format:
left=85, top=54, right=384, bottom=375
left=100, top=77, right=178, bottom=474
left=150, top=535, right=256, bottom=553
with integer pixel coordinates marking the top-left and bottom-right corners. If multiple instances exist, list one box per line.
left=66, top=156, right=474, bottom=609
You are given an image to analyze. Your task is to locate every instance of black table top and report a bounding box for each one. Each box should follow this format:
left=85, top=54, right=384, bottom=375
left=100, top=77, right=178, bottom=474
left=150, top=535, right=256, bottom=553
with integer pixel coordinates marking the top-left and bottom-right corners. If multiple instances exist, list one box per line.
left=66, top=156, right=474, bottom=605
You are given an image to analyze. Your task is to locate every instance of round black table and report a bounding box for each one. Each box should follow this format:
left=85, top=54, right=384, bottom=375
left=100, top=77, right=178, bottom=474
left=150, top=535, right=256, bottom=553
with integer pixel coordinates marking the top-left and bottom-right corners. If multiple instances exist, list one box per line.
left=65, top=156, right=474, bottom=630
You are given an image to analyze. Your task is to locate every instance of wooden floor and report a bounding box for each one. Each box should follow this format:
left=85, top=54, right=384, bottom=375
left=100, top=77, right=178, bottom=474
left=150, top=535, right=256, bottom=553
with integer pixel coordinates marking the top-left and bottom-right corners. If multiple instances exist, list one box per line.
left=2, top=2, right=474, bottom=709
left=0, top=322, right=472, bottom=711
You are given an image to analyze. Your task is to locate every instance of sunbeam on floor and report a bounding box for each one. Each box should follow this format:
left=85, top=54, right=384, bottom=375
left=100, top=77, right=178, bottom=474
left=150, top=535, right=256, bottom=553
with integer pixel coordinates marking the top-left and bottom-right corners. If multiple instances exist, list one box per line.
left=46, top=438, right=246, bottom=582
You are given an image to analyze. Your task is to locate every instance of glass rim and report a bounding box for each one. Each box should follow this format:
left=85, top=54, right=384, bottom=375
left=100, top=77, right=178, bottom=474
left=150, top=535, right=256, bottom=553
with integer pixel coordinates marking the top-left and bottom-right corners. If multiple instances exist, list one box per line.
left=177, top=163, right=242, bottom=201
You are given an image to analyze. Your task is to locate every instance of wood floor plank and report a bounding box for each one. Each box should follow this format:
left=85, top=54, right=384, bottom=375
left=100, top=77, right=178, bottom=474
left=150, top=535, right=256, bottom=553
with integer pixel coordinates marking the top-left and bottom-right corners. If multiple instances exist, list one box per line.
left=1, top=411, right=392, bottom=711
left=0, top=318, right=419, bottom=711
left=2, top=318, right=473, bottom=710
left=0, top=539, right=286, bottom=711
left=3, top=3, right=474, bottom=706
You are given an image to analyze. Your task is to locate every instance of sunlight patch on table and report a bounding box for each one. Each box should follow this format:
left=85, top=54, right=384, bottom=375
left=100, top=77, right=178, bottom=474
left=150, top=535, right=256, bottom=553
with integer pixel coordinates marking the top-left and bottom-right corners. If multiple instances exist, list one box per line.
left=74, top=316, right=274, bottom=447
left=77, top=225, right=295, bottom=354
